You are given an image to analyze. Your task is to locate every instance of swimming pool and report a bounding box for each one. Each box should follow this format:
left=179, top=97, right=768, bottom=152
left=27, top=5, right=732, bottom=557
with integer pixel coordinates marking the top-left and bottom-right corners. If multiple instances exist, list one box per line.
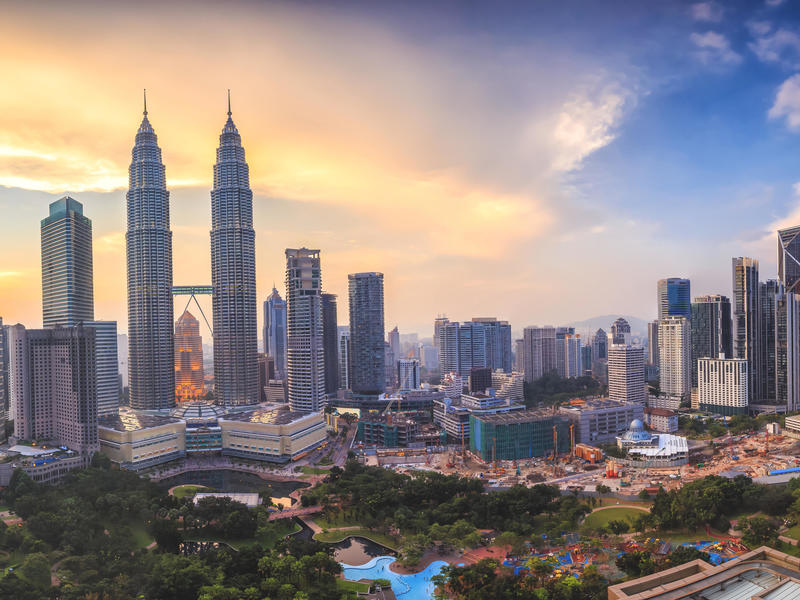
left=341, top=556, right=448, bottom=600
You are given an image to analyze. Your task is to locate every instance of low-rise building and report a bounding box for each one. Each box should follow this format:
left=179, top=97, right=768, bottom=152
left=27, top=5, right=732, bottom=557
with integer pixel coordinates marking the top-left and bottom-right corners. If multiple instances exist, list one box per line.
left=644, top=407, right=679, bottom=433
left=491, top=370, right=525, bottom=404
left=558, top=399, right=644, bottom=445
left=616, top=419, right=688, bottom=465
left=98, top=409, right=186, bottom=470
left=433, top=393, right=524, bottom=444
left=469, top=410, right=571, bottom=461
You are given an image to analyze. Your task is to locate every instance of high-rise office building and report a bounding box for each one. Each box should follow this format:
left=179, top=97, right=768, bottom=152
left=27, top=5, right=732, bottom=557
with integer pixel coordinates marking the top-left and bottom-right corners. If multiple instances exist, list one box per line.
left=211, top=98, right=259, bottom=406
left=126, top=98, right=175, bottom=410
left=117, top=333, right=128, bottom=391
left=690, top=295, right=732, bottom=388
left=472, top=318, right=513, bottom=372
left=174, top=310, right=204, bottom=402
left=398, top=359, right=421, bottom=390
left=458, top=321, right=487, bottom=374
left=759, top=281, right=780, bottom=403
left=433, top=316, right=449, bottom=353
left=85, top=321, right=119, bottom=417
left=775, top=288, right=800, bottom=411
left=285, top=248, right=326, bottom=412
left=0, top=318, right=6, bottom=422
left=658, top=316, right=691, bottom=403
left=388, top=326, right=400, bottom=363
left=384, top=342, right=395, bottom=390
left=646, top=321, right=658, bottom=367
left=580, top=344, right=592, bottom=375
left=438, top=321, right=460, bottom=375
left=592, top=328, right=608, bottom=361
left=697, top=357, right=748, bottom=416
left=778, top=225, right=800, bottom=294
left=348, top=272, right=385, bottom=395
left=263, top=287, right=287, bottom=378
left=9, top=324, right=98, bottom=460
left=611, top=317, right=631, bottom=345
left=608, top=345, right=645, bottom=404
left=657, top=278, right=691, bottom=321
left=521, top=326, right=557, bottom=382
left=321, top=293, right=339, bottom=395
left=41, top=196, right=94, bottom=328
left=732, top=257, right=760, bottom=402
left=555, top=331, right=582, bottom=378
left=338, top=326, right=351, bottom=390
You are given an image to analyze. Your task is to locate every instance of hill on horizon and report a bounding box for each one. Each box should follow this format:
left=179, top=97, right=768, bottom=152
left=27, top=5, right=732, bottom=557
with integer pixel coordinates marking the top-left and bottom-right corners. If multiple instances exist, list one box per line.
left=567, top=314, right=650, bottom=339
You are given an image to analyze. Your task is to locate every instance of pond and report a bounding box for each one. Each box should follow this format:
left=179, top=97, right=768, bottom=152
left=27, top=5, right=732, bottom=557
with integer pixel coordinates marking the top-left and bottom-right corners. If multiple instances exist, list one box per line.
left=159, top=469, right=309, bottom=501
left=341, top=556, right=447, bottom=600
left=332, top=536, right=396, bottom=565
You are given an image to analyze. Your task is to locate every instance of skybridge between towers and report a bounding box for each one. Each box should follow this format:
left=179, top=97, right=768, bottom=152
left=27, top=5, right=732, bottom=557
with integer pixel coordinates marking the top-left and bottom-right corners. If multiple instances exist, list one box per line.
left=172, top=286, right=213, bottom=334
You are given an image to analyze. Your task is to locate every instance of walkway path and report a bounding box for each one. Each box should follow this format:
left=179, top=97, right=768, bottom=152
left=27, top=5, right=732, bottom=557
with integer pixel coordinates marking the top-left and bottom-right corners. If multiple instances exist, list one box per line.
left=50, top=559, right=64, bottom=587
left=588, top=504, right=650, bottom=514
left=267, top=505, right=321, bottom=521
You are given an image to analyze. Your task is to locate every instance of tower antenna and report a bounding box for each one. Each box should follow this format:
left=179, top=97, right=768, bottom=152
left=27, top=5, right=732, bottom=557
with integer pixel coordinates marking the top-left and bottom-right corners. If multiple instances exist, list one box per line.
left=143, top=89, right=147, bottom=116
left=227, top=89, right=231, bottom=116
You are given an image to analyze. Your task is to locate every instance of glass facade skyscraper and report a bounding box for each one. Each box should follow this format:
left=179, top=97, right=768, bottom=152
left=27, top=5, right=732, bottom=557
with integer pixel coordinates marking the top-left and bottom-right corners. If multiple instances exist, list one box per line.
left=210, top=98, right=259, bottom=406
left=41, top=196, right=94, bottom=327
left=126, top=99, right=175, bottom=410
left=778, top=225, right=800, bottom=294
left=263, top=287, right=287, bottom=378
left=321, top=293, right=339, bottom=395
left=732, top=257, right=760, bottom=402
left=690, top=294, right=732, bottom=388
left=348, top=272, right=385, bottom=395
left=657, top=278, right=691, bottom=321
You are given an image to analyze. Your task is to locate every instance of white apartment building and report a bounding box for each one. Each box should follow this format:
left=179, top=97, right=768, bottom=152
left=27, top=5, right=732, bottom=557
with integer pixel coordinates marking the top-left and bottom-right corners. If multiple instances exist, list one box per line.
left=658, top=316, right=691, bottom=403
left=697, top=356, right=748, bottom=416
left=608, top=345, right=645, bottom=404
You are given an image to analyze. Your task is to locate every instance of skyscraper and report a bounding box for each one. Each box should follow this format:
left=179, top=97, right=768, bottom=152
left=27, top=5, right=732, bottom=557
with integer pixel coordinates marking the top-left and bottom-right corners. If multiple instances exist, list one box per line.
left=285, top=248, right=326, bottom=412
left=521, top=326, right=557, bottom=382
left=85, top=321, right=119, bottom=417
left=263, top=287, right=287, bottom=378
left=433, top=316, right=449, bottom=353
left=438, top=321, right=460, bottom=375
left=775, top=288, right=800, bottom=411
left=608, top=345, right=645, bottom=404
left=348, top=272, right=385, bottom=395
left=9, top=324, right=98, bottom=461
left=41, top=196, right=94, bottom=327
left=321, top=293, right=339, bottom=395
left=698, top=357, right=748, bottom=416
left=210, top=95, right=259, bottom=406
left=472, top=318, right=513, bottom=372
left=732, top=257, right=760, bottom=402
left=592, top=328, right=608, bottom=361
left=646, top=321, right=658, bottom=366
left=174, top=310, right=204, bottom=402
left=611, top=317, right=631, bottom=345
left=388, top=326, right=400, bottom=362
left=658, top=316, right=691, bottom=404
left=778, top=225, right=800, bottom=294
left=338, top=326, right=351, bottom=390
left=398, top=359, right=421, bottom=390
left=657, top=278, right=691, bottom=321
left=126, top=95, right=175, bottom=410
left=759, top=280, right=780, bottom=402
left=690, top=294, right=732, bottom=388
left=0, top=317, right=6, bottom=423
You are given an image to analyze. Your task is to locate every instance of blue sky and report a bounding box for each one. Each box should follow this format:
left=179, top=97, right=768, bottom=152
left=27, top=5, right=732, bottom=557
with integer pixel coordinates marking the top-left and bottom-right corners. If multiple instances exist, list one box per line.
left=1, top=0, right=800, bottom=338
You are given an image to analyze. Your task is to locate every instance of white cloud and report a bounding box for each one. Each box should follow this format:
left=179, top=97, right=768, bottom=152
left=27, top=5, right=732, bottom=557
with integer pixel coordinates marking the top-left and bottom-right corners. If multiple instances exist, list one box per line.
left=749, top=28, right=800, bottom=67
left=766, top=0, right=785, bottom=7
left=769, top=74, right=800, bottom=130
left=746, top=21, right=772, bottom=37
left=691, top=2, right=723, bottom=22
left=690, top=31, right=742, bottom=66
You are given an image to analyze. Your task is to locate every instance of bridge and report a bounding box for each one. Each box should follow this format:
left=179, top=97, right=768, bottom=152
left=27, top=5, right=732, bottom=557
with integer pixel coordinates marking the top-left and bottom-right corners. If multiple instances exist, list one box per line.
left=172, top=285, right=212, bottom=332
left=267, top=505, right=322, bottom=521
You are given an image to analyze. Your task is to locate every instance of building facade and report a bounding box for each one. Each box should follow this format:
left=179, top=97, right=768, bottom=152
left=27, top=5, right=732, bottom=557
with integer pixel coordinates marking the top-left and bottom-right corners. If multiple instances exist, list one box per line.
left=657, top=278, right=691, bottom=321
left=611, top=317, right=631, bottom=346
left=321, top=293, right=339, bottom=395
left=348, top=272, right=385, bottom=395
left=470, top=411, right=571, bottom=461
left=760, top=280, right=780, bottom=402
left=658, top=316, right=691, bottom=404
left=558, top=399, right=644, bottom=445
left=732, top=257, right=760, bottom=403
left=697, top=356, right=748, bottom=416
left=397, top=358, right=421, bottom=390
left=41, top=196, right=94, bottom=328
left=85, top=321, right=119, bottom=417
left=338, top=326, right=351, bottom=390
left=174, top=311, right=204, bottom=402
left=263, top=287, right=287, bottom=378
left=646, top=321, right=658, bottom=366
left=126, top=102, right=175, bottom=410
left=778, top=225, right=800, bottom=294
left=690, top=294, right=733, bottom=388
left=608, top=345, right=645, bottom=404
left=521, top=325, right=557, bottom=382
left=285, top=248, right=326, bottom=413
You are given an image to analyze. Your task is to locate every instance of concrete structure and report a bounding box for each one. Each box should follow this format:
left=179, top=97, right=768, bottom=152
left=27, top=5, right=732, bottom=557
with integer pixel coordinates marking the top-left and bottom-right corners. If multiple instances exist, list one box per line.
left=555, top=330, right=582, bottom=378
left=775, top=287, right=800, bottom=411
left=440, top=372, right=464, bottom=399
left=608, top=345, right=645, bottom=404
left=0, top=318, right=6, bottom=425
left=433, top=393, right=524, bottom=444
left=194, top=492, right=260, bottom=508
left=126, top=100, right=175, bottom=410
left=470, top=410, right=571, bottom=461
left=468, top=366, right=493, bottom=394
left=733, top=257, right=761, bottom=403
left=397, top=359, right=421, bottom=390
left=211, top=99, right=259, bottom=406
left=643, top=407, right=678, bottom=433
left=658, top=316, right=691, bottom=405
left=697, top=356, right=748, bottom=416
left=471, top=317, right=513, bottom=373
left=760, top=280, right=780, bottom=403
left=285, top=248, right=326, bottom=413
left=691, top=294, right=733, bottom=388
left=657, top=277, right=691, bottom=321
left=521, top=325, right=556, bottom=382
left=388, top=326, right=400, bottom=369
left=338, top=326, right=351, bottom=390
left=558, top=399, right=644, bottom=445
left=357, top=413, right=419, bottom=447
left=608, top=546, right=800, bottom=600
left=592, top=328, right=608, bottom=361
left=348, top=272, right=385, bottom=395
left=41, top=196, right=94, bottom=328
left=9, top=324, right=99, bottom=463
left=174, top=311, right=204, bottom=402
left=171, top=401, right=224, bottom=453
left=98, top=408, right=186, bottom=470
left=611, top=317, right=631, bottom=346
left=491, top=370, right=525, bottom=404
left=263, top=287, right=287, bottom=378
left=647, top=321, right=658, bottom=367
left=321, top=293, right=339, bottom=395
left=85, top=321, right=119, bottom=417
left=779, top=225, right=800, bottom=294
left=616, top=418, right=688, bottom=464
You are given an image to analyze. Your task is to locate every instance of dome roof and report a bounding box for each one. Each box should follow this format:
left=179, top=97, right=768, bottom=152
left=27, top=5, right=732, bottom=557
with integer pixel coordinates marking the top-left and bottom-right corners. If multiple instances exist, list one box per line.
left=170, top=401, right=224, bottom=423
left=622, top=418, right=652, bottom=442
left=630, top=419, right=644, bottom=431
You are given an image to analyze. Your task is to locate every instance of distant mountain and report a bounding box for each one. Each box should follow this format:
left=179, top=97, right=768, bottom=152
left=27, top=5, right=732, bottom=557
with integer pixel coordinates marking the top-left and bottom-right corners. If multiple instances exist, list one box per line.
left=567, top=314, right=650, bottom=339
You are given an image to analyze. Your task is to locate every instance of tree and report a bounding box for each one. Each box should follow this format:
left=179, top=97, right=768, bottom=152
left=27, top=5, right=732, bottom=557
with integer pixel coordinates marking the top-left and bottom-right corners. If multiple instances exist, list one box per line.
left=150, top=518, right=183, bottom=553
left=607, top=520, right=630, bottom=535
left=666, top=545, right=710, bottom=567
left=638, top=489, right=651, bottom=501
left=596, top=484, right=611, bottom=495
left=740, top=516, right=779, bottom=547
left=19, top=552, right=50, bottom=588
left=91, top=451, right=112, bottom=469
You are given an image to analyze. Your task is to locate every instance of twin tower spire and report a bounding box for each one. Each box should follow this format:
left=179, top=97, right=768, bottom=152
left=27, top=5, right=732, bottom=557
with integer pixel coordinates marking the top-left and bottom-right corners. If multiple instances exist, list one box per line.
left=126, top=91, right=259, bottom=411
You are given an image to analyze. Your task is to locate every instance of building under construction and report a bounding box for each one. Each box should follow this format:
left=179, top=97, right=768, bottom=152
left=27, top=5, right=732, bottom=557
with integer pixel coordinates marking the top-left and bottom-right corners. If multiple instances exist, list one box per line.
left=469, top=410, right=571, bottom=461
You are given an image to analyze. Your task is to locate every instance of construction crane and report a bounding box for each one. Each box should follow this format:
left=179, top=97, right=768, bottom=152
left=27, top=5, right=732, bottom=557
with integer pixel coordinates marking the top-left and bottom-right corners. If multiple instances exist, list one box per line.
left=569, top=424, right=575, bottom=456
left=493, top=437, right=498, bottom=476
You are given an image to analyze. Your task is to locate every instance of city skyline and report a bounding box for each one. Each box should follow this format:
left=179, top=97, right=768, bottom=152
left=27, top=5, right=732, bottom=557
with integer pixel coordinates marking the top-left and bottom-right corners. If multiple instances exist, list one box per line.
left=5, top=1, right=800, bottom=337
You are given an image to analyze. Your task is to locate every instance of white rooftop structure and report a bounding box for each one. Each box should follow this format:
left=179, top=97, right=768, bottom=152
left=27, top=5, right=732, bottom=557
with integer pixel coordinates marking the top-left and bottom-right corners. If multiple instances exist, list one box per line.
left=616, top=418, right=688, bottom=460
left=193, top=492, right=261, bottom=508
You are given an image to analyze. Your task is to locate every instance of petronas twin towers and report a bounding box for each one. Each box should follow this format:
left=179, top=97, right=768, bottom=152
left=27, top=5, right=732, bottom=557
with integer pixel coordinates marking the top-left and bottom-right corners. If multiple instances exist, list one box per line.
left=126, top=93, right=259, bottom=410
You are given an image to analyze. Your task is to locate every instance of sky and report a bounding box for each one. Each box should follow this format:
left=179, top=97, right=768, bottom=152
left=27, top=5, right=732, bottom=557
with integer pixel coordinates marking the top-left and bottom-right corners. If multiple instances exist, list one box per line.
left=2, top=0, right=800, bottom=340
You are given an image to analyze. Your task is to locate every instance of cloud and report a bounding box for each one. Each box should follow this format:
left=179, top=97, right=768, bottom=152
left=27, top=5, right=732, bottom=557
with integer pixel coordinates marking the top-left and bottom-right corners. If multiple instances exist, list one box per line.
left=691, top=2, right=723, bottom=22
left=766, top=0, right=785, bottom=6
left=769, top=74, right=800, bottom=130
left=690, top=31, right=742, bottom=66
left=746, top=21, right=772, bottom=37
left=749, top=28, right=800, bottom=67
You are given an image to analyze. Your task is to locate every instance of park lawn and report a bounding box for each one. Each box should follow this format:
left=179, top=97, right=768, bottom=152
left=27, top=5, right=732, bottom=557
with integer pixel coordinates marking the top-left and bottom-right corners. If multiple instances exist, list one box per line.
left=655, top=529, right=729, bottom=545
left=337, top=579, right=370, bottom=593
left=594, top=498, right=652, bottom=508
left=172, top=484, right=206, bottom=499
left=314, top=528, right=399, bottom=550
left=298, top=466, right=331, bottom=475
left=129, top=523, right=154, bottom=549
left=314, top=513, right=363, bottom=529
left=584, top=507, right=648, bottom=529
left=785, top=524, right=800, bottom=540
left=182, top=520, right=300, bottom=550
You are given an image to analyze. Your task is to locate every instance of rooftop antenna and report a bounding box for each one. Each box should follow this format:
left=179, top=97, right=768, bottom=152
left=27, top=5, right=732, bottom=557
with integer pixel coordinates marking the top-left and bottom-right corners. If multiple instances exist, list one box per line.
left=227, top=89, right=231, bottom=116
left=143, top=89, right=147, bottom=116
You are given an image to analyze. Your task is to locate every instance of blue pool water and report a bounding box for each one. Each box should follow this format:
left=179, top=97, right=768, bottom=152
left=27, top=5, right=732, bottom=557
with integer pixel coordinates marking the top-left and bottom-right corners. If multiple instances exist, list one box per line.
left=342, top=556, right=448, bottom=600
